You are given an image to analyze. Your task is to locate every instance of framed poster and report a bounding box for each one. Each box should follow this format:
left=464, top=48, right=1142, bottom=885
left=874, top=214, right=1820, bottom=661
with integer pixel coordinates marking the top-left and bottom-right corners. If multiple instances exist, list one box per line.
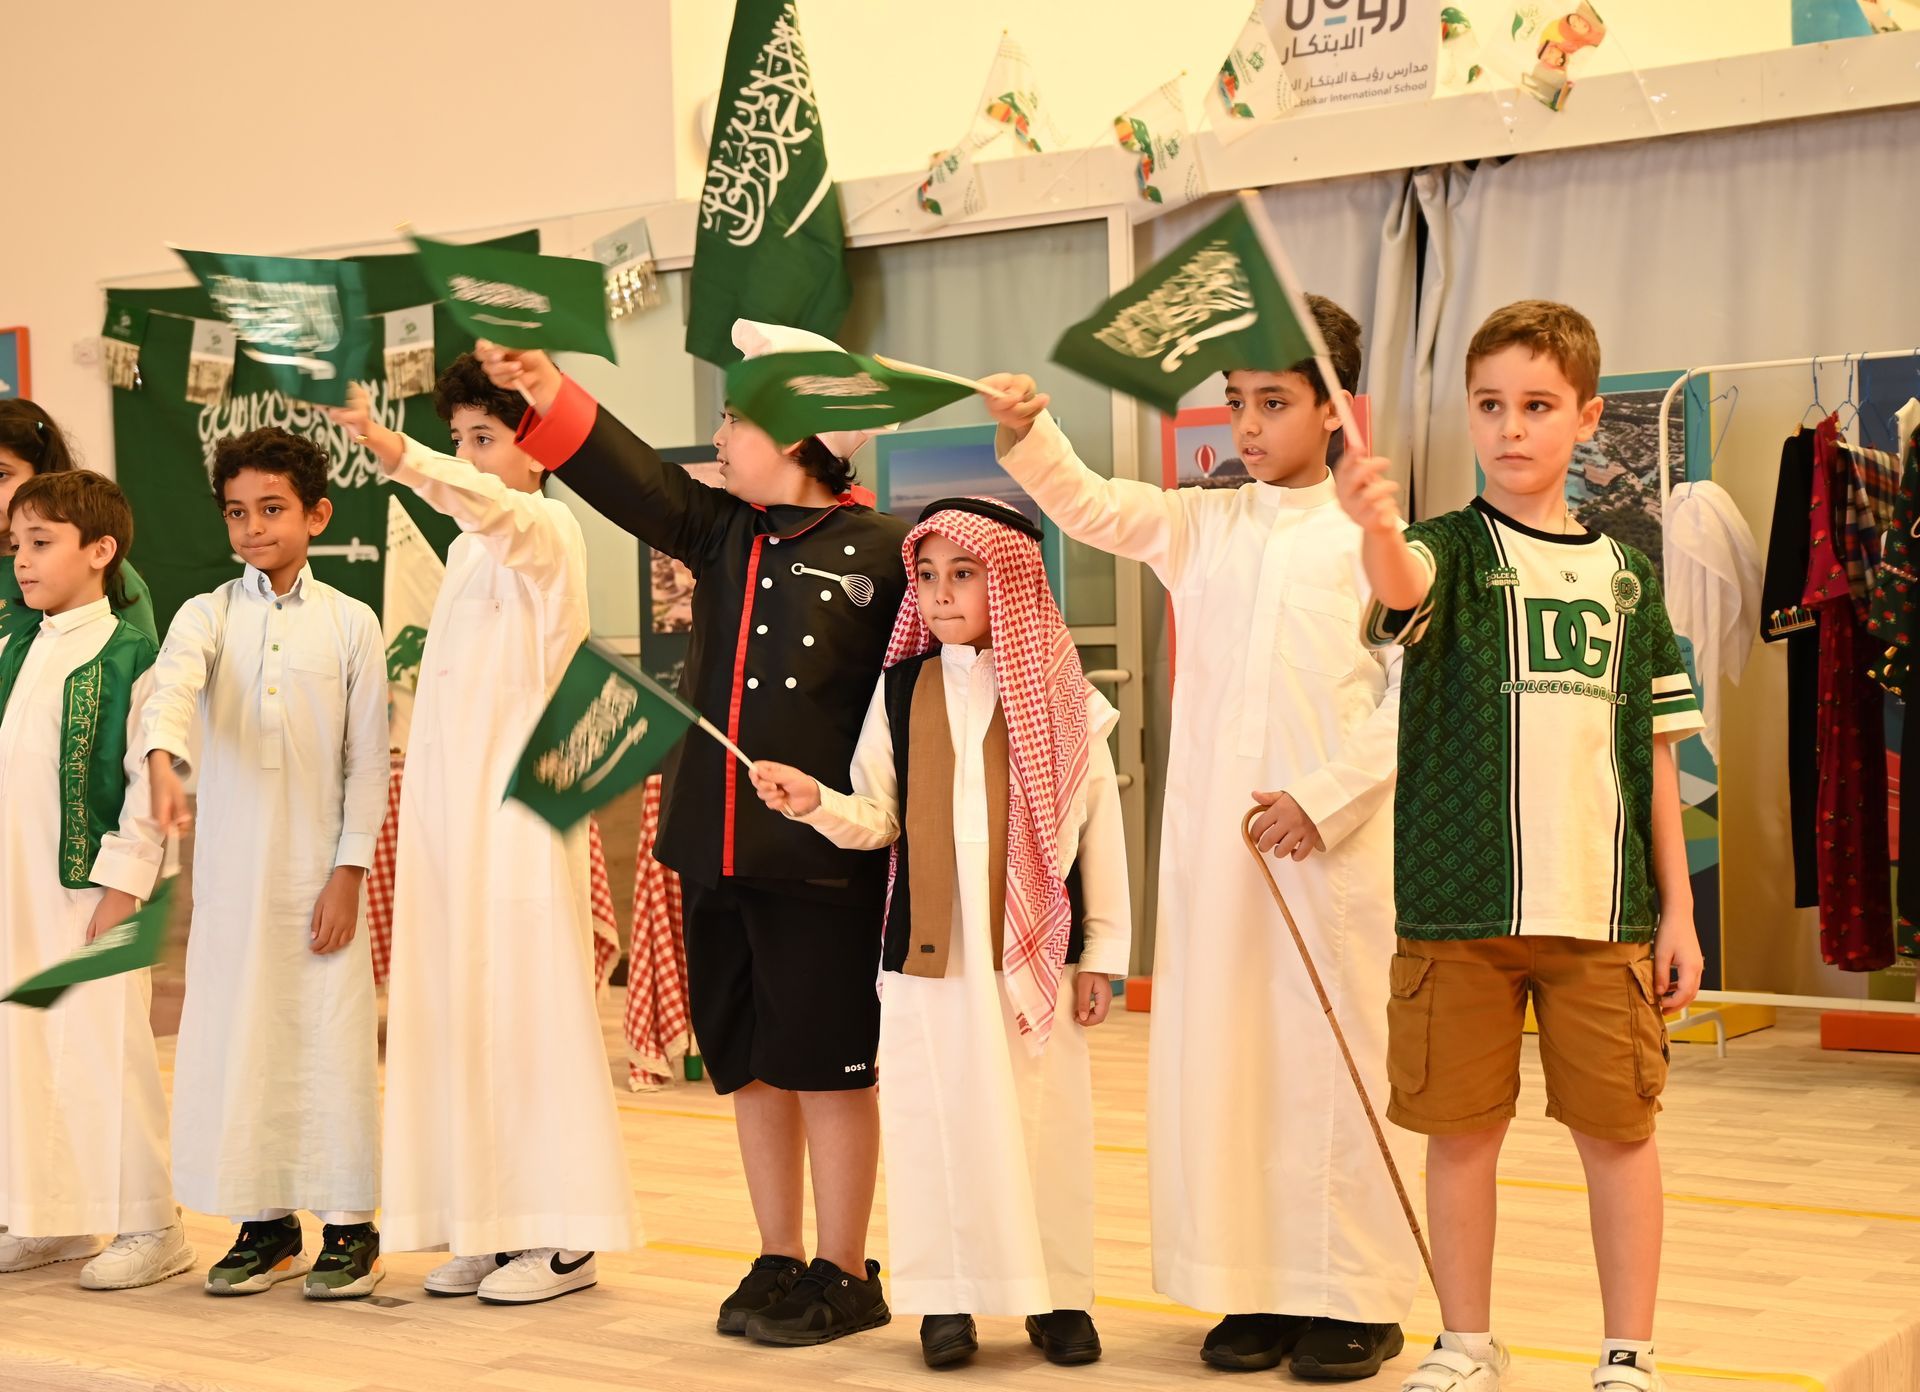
left=637, top=445, right=727, bottom=689
left=873, top=423, right=1065, bottom=607
left=1160, top=395, right=1372, bottom=488
left=0, top=327, right=28, bottom=400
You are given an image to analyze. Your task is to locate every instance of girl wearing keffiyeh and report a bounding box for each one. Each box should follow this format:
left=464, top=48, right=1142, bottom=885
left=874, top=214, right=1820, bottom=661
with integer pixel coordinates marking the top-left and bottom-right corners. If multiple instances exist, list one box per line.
left=751, top=497, right=1131, bottom=1371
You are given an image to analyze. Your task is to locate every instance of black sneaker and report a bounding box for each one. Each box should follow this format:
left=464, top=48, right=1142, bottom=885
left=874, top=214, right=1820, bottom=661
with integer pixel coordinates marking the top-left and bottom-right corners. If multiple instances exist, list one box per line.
left=1025, top=1309, right=1102, bottom=1365
left=742, top=1257, right=890, bottom=1346
left=303, top=1223, right=384, bottom=1301
left=1201, top=1312, right=1314, bottom=1370
left=205, top=1215, right=307, bottom=1296
left=716, top=1253, right=805, bottom=1335
left=921, top=1314, right=978, bottom=1368
left=1292, top=1320, right=1406, bottom=1380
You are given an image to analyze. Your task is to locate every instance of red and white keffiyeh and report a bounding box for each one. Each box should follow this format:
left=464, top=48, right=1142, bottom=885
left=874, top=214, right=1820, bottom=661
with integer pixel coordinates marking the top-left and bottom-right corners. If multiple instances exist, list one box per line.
left=885, top=503, right=1090, bottom=1051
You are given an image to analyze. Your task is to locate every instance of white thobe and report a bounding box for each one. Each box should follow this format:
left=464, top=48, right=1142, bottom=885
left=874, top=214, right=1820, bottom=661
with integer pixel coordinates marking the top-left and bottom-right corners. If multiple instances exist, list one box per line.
left=0, top=599, right=171, bottom=1237
left=999, top=412, right=1419, bottom=1321
left=1664, top=481, right=1763, bottom=762
left=379, top=442, right=638, bottom=1255
left=143, top=566, right=387, bottom=1221
left=802, top=644, right=1131, bottom=1316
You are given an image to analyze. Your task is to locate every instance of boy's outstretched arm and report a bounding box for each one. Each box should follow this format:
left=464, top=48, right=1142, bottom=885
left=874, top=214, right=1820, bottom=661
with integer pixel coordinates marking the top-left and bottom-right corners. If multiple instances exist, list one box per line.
left=1650, top=735, right=1703, bottom=1010
left=1336, top=453, right=1430, bottom=611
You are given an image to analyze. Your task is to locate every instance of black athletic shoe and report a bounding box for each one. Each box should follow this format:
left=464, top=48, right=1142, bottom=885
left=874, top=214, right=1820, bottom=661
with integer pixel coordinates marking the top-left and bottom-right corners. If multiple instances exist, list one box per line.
left=303, top=1224, right=384, bottom=1300
left=1201, top=1312, right=1314, bottom=1371
left=743, top=1257, right=890, bottom=1346
left=1291, top=1320, right=1406, bottom=1380
left=920, top=1313, right=979, bottom=1367
left=716, top=1253, right=805, bottom=1335
left=1025, top=1309, right=1102, bottom=1365
left=205, top=1215, right=306, bottom=1295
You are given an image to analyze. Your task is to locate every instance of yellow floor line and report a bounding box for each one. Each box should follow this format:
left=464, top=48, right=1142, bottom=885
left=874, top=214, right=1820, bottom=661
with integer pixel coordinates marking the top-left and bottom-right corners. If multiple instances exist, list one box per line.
left=642, top=1240, right=1825, bottom=1389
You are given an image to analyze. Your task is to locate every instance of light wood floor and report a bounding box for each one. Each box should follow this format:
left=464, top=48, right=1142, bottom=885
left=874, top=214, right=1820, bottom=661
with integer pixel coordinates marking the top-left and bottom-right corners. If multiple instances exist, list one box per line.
left=2, top=1001, right=1916, bottom=1392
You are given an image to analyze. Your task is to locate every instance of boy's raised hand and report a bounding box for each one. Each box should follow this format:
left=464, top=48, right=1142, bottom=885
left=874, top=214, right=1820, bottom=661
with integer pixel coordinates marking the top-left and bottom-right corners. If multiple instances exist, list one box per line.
left=309, top=865, right=365, bottom=955
left=327, top=384, right=406, bottom=473
left=749, top=760, right=821, bottom=817
left=1335, top=451, right=1402, bottom=535
left=1074, top=971, right=1113, bottom=1027
left=147, top=752, right=191, bottom=835
left=977, top=372, right=1050, bottom=441
left=475, top=340, right=562, bottom=416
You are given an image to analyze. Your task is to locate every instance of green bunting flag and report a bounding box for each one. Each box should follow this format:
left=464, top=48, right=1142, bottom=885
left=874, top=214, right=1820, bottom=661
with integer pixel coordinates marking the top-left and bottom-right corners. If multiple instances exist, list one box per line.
left=685, top=0, right=851, bottom=365
left=4, top=880, right=175, bottom=1010
left=507, top=640, right=727, bottom=831
left=411, top=236, right=616, bottom=361
left=725, top=350, right=979, bottom=447
left=174, top=248, right=373, bottom=406
left=1051, top=191, right=1357, bottom=435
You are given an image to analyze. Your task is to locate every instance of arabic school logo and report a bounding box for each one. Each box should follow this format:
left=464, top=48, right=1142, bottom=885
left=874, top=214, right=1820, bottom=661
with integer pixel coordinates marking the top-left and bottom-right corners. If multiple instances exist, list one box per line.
left=1092, top=240, right=1257, bottom=373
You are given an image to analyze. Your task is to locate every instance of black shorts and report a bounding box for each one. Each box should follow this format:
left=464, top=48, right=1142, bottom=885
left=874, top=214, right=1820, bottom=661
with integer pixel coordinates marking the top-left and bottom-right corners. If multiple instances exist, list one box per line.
left=683, top=877, right=885, bottom=1095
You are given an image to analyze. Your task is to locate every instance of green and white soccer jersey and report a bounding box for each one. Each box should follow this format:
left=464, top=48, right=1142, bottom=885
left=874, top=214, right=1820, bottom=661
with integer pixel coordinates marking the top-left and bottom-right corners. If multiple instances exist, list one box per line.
left=1365, top=499, right=1704, bottom=943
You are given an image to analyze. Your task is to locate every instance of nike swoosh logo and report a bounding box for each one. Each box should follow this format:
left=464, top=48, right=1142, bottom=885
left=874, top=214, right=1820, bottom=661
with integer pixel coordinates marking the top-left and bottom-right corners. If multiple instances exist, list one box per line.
left=549, top=1252, right=594, bottom=1275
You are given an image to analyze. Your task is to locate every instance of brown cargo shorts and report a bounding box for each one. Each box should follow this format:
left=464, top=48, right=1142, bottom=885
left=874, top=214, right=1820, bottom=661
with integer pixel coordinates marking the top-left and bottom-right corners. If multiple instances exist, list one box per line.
left=1385, top=935, right=1671, bottom=1142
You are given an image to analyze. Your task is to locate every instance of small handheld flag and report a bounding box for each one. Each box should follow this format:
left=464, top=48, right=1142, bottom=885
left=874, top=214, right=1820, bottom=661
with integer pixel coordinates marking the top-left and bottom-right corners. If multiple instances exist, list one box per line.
left=411, top=236, right=617, bottom=361
left=5, top=879, right=175, bottom=1010
left=724, top=349, right=980, bottom=448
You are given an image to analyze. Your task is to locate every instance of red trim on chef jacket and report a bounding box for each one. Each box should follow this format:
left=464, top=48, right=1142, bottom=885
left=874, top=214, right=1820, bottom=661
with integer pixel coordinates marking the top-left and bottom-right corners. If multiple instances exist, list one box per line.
left=516, top=375, right=598, bottom=469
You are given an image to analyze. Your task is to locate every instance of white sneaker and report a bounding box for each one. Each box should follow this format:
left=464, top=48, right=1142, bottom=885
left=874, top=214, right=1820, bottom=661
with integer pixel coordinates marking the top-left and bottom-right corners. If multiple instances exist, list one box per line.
left=1592, top=1353, right=1665, bottom=1391
left=424, top=1251, right=511, bottom=1297
left=476, top=1248, right=597, bottom=1305
left=78, top=1220, right=195, bottom=1290
left=0, top=1232, right=103, bottom=1273
left=1402, top=1335, right=1511, bottom=1391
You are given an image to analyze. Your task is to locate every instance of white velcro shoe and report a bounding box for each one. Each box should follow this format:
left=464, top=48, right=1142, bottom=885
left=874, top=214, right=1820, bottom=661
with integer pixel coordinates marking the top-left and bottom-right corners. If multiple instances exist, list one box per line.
left=476, top=1248, right=597, bottom=1305
left=1403, top=1335, right=1511, bottom=1391
left=424, top=1251, right=511, bottom=1296
left=0, top=1232, right=103, bottom=1273
left=1592, top=1352, right=1665, bottom=1392
left=78, top=1220, right=195, bottom=1290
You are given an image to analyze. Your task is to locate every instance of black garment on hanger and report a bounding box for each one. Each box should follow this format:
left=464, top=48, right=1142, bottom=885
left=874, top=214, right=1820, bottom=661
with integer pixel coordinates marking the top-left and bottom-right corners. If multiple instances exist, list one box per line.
left=1760, top=429, right=1820, bottom=908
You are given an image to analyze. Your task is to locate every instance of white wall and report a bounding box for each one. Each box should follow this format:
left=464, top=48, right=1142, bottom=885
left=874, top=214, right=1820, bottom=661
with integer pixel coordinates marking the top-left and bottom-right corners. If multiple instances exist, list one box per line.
left=6, top=0, right=676, bottom=476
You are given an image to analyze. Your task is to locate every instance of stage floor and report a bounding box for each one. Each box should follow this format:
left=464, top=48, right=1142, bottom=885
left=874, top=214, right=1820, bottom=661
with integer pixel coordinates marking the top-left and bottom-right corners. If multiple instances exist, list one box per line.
left=2, top=1000, right=1916, bottom=1391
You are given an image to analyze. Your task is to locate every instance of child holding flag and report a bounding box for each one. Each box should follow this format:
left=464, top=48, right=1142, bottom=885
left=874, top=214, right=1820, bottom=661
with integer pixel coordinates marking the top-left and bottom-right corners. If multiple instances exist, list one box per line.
left=750, top=496, right=1131, bottom=1371
left=0, top=470, right=189, bottom=1291
left=483, top=326, right=905, bottom=1346
left=329, top=356, right=636, bottom=1306
left=140, top=427, right=388, bottom=1299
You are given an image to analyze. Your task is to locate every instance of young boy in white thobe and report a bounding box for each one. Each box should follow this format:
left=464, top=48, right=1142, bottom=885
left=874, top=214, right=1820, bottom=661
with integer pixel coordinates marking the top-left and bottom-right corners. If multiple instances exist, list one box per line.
left=751, top=497, right=1130, bottom=1371
left=0, top=470, right=190, bottom=1292
left=142, top=428, right=388, bottom=1298
left=982, top=297, right=1420, bottom=1379
left=329, top=357, right=638, bottom=1305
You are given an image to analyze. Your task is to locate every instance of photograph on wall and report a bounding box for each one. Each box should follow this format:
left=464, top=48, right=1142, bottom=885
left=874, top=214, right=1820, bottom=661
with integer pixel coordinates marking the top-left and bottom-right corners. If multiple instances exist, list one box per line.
left=0, top=327, right=28, bottom=400
left=1161, top=396, right=1372, bottom=489
left=1560, top=370, right=1707, bottom=569
left=638, top=446, right=728, bottom=687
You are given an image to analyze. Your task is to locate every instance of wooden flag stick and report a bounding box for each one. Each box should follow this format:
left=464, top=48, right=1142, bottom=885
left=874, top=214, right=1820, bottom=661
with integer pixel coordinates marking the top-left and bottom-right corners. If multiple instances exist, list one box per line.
left=1240, top=806, right=1437, bottom=1292
left=1234, top=190, right=1367, bottom=452
left=871, top=354, right=998, bottom=396
left=697, top=715, right=755, bottom=771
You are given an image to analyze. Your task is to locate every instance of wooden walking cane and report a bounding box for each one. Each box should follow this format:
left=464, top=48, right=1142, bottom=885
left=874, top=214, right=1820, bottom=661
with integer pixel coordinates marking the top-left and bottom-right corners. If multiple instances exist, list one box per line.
left=1240, top=807, right=1437, bottom=1290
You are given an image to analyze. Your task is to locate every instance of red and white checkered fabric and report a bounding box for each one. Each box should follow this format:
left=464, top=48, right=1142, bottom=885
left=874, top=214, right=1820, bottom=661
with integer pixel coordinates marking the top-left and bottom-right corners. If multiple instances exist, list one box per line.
left=625, top=774, right=691, bottom=1090
left=369, top=752, right=621, bottom=993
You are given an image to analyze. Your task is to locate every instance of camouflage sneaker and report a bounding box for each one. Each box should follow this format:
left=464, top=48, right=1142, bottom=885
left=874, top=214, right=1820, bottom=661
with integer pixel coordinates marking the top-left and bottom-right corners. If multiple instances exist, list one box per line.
left=303, top=1223, right=383, bottom=1300
left=206, top=1215, right=307, bottom=1296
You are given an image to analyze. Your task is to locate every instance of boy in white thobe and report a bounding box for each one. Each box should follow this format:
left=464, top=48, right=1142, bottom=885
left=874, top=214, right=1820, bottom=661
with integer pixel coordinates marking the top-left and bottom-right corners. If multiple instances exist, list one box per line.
left=984, top=296, right=1420, bottom=1380
left=752, top=498, right=1130, bottom=1371
left=0, top=470, right=190, bottom=1292
left=143, top=428, right=388, bottom=1298
left=331, top=360, right=638, bottom=1306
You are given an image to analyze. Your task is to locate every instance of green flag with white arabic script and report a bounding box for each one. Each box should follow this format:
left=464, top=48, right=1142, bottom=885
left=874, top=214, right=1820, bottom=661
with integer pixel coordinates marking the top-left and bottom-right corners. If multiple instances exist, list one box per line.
left=410, top=236, right=616, bottom=361
left=506, top=640, right=702, bottom=831
left=685, top=0, right=851, bottom=366
left=174, top=249, right=373, bottom=406
left=4, top=880, right=175, bottom=1009
left=725, top=350, right=978, bottom=447
left=1050, top=197, right=1315, bottom=418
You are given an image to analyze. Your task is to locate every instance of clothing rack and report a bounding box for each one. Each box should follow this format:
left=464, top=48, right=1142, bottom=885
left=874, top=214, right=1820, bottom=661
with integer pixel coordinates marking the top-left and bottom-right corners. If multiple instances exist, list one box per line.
left=1654, top=348, right=1920, bottom=1028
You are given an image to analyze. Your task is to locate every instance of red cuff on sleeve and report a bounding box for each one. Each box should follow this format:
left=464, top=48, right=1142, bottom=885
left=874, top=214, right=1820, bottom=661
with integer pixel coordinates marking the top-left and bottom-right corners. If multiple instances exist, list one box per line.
left=516, top=375, right=598, bottom=471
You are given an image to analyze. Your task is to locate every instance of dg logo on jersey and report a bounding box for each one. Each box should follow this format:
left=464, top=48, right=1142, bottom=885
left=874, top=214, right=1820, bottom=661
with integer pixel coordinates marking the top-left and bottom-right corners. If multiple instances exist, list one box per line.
left=1612, top=569, right=1642, bottom=614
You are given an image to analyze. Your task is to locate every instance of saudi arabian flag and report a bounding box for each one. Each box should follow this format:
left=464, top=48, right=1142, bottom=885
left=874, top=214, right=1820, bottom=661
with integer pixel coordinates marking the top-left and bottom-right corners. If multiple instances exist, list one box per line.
left=411, top=237, right=616, bottom=361
left=685, top=0, right=850, bottom=365
left=508, top=640, right=736, bottom=831
left=4, top=881, right=174, bottom=1009
left=174, top=249, right=372, bottom=406
left=725, top=350, right=979, bottom=446
left=1051, top=191, right=1357, bottom=435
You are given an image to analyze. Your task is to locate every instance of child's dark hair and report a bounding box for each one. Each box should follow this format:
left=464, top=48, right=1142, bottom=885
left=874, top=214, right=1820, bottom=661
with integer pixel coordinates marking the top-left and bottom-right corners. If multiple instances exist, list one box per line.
left=9, top=470, right=133, bottom=598
left=792, top=436, right=857, bottom=496
left=210, top=428, right=330, bottom=508
left=0, top=399, right=80, bottom=474
left=434, top=352, right=530, bottom=431
left=1220, top=293, right=1363, bottom=401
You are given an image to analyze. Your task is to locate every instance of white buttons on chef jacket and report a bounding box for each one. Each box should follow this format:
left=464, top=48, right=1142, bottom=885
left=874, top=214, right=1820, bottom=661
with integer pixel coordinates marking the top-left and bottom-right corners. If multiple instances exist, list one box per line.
left=803, top=635, right=815, bottom=647
left=762, top=577, right=772, bottom=589
left=757, top=624, right=768, bottom=634
left=769, top=537, right=781, bottom=545
left=747, top=677, right=759, bottom=689
left=820, top=589, right=832, bottom=601
left=785, top=677, right=797, bottom=689
left=844, top=545, right=856, bottom=555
